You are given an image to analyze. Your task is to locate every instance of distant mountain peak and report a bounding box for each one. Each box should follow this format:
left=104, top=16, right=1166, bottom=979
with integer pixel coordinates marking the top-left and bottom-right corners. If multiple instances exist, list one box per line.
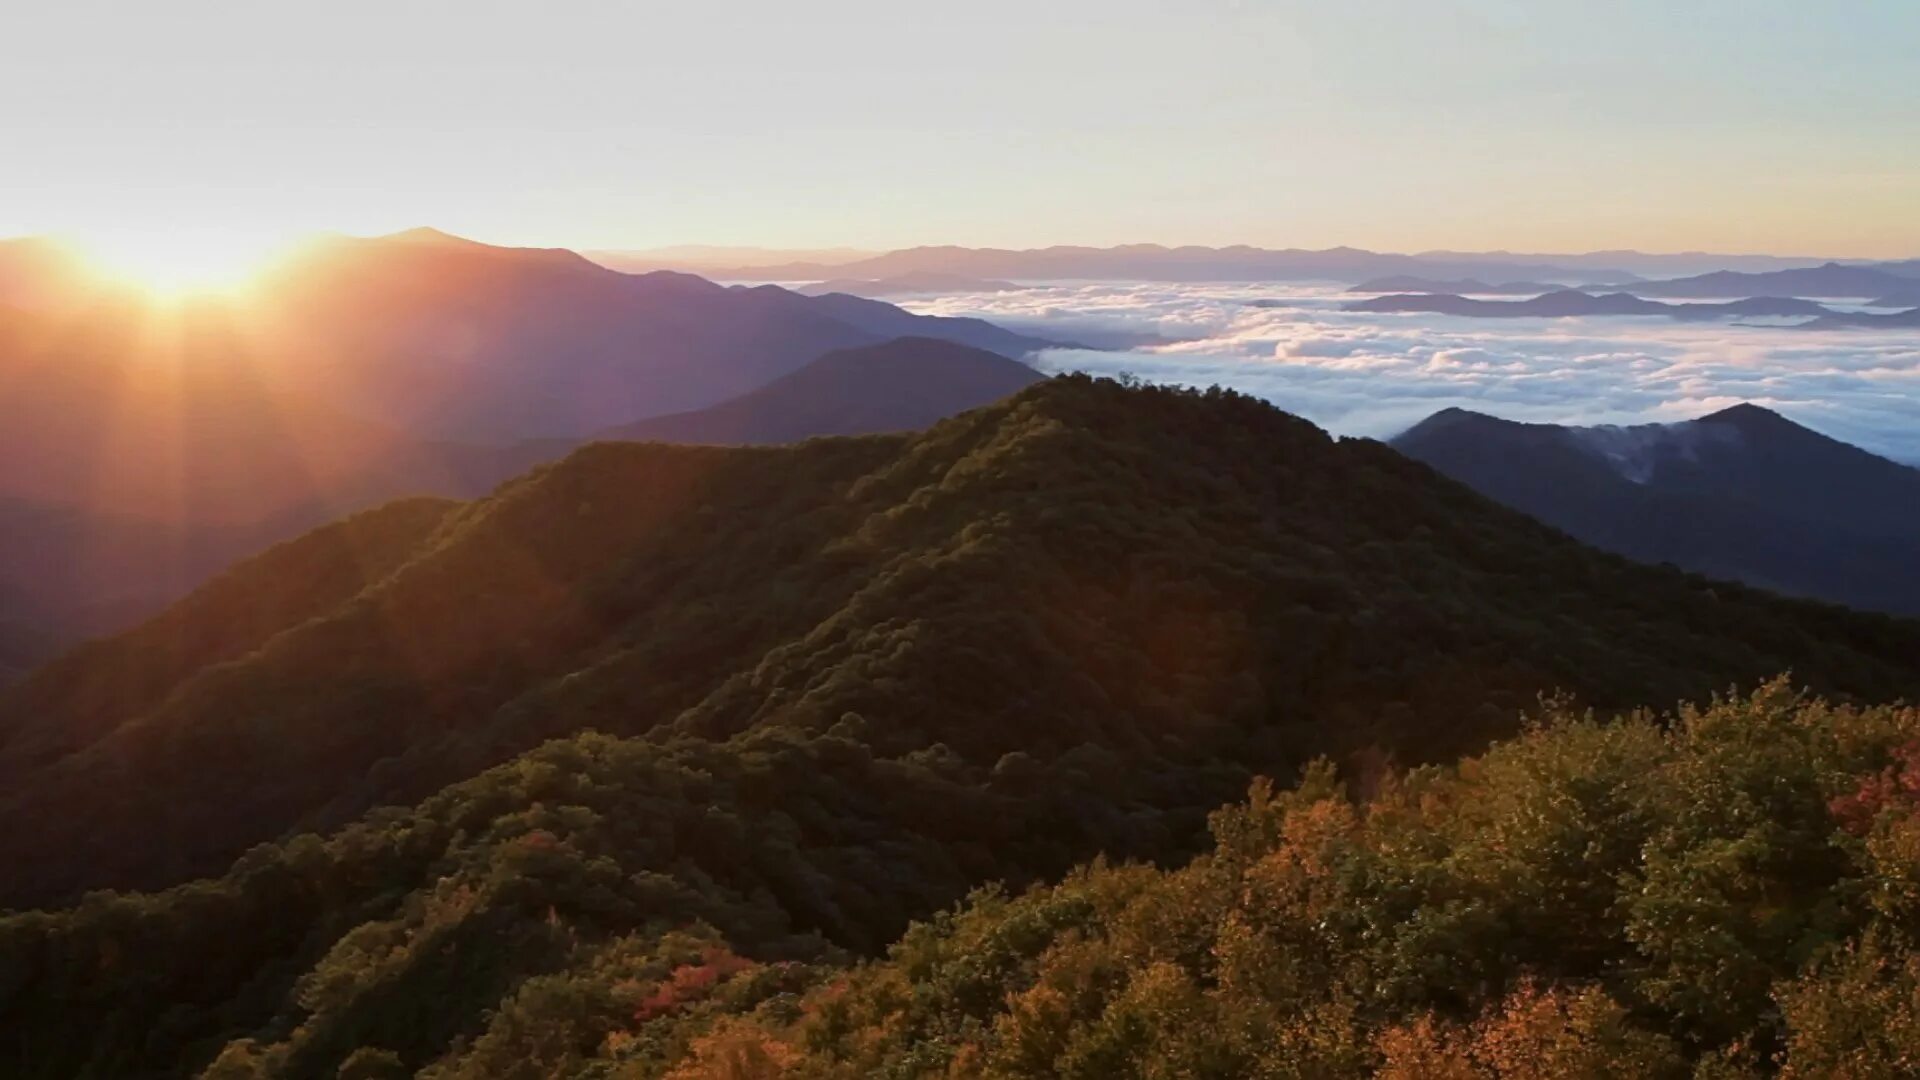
left=381, top=226, right=477, bottom=246
left=1698, top=402, right=1792, bottom=427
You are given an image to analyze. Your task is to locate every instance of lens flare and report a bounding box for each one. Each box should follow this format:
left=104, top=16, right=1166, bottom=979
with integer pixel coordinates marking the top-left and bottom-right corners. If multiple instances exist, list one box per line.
left=67, top=227, right=290, bottom=296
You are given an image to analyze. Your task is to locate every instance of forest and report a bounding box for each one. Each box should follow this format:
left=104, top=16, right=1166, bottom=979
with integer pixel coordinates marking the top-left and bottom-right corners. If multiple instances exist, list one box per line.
left=4, top=378, right=1919, bottom=1077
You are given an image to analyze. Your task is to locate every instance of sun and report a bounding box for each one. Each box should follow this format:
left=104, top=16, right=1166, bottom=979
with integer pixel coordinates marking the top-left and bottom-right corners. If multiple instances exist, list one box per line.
left=67, top=227, right=291, bottom=297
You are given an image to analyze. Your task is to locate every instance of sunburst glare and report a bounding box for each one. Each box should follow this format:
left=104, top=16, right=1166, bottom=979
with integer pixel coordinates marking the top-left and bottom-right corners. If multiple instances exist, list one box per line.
left=64, top=227, right=293, bottom=297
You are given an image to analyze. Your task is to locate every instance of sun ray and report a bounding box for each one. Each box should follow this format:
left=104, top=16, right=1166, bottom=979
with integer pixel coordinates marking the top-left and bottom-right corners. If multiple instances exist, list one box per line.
left=63, top=227, right=292, bottom=298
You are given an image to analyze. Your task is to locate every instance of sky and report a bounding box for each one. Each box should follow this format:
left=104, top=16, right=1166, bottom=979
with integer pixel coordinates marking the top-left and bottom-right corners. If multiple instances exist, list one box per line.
left=4, top=0, right=1919, bottom=258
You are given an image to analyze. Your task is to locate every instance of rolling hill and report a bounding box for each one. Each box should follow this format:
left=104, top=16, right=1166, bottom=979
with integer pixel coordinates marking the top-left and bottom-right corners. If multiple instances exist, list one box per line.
left=255, top=229, right=1057, bottom=439
left=1613, top=261, right=1920, bottom=299
left=1347, top=290, right=1833, bottom=320
left=6, top=377, right=1920, bottom=1077
left=1392, top=403, right=1920, bottom=615
left=1346, top=275, right=1567, bottom=294
left=6, top=377, right=1920, bottom=1076
left=595, top=337, right=1044, bottom=445
left=795, top=271, right=1029, bottom=297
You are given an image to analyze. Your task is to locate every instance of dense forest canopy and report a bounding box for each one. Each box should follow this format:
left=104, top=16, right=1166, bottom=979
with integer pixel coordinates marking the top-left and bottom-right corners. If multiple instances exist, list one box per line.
left=3, top=377, right=1918, bottom=1077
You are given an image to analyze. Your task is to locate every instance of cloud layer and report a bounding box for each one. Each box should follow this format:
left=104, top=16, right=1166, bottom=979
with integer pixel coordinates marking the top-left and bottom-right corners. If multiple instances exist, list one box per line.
left=898, top=283, right=1920, bottom=462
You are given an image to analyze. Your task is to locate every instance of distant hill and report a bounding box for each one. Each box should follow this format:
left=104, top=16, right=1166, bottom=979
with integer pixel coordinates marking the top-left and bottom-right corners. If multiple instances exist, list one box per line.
left=1346, top=290, right=1832, bottom=320
left=1868, top=257, right=1920, bottom=278
left=0, top=592, right=53, bottom=685
left=0, top=236, right=110, bottom=310
left=796, top=271, right=1029, bottom=297
left=597, top=337, right=1043, bottom=445
left=0, top=299, right=526, bottom=525
left=1392, top=403, right=1920, bottom=615
left=1409, top=247, right=1832, bottom=276
left=699, top=244, right=1640, bottom=285
left=1867, top=286, right=1920, bottom=307
left=1347, top=275, right=1568, bottom=294
left=1800, top=306, right=1920, bottom=329
left=584, top=244, right=878, bottom=274
left=256, top=228, right=1058, bottom=439
left=1615, top=261, right=1918, bottom=299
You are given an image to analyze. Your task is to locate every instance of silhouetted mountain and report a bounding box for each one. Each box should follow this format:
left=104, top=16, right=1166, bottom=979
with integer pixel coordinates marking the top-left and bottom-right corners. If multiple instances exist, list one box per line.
left=0, top=232, right=1057, bottom=653
left=1347, top=275, right=1567, bottom=294
left=602, top=244, right=1874, bottom=281
left=596, top=337, right=1043, bottom=445
left=1869, top=257, right=1920, bottom=278
left=1867, top=286, right=1920, bottom=308
left=1411, top=247, right=1830, bottom=276
left=8, top=377, right=1920, bottom=1078
left=258, top=229, right=1058, bottom=439
left=1616, top=262, right=1918, bottom=299
left=1393, top=404, right=1920, bottom=615
left=1346, top=290, right=1833, bottom=320
left=796, top=271, right=1029, bottom=297
left=0, top=236, right=108, bottom=310
left=584, top=244, right=878, bottom=274
left=0, top=299, right=520, bottom=525
left=1799, top=306, right=1920, bottom=329
left=702, top=244, right=1639, bottom=285
left=0, top=592, right=54, bottom=685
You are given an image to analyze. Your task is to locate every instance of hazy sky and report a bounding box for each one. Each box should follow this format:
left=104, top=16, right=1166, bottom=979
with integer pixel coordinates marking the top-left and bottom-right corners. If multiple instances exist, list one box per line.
left=6, top=0, right=1918, bottom=256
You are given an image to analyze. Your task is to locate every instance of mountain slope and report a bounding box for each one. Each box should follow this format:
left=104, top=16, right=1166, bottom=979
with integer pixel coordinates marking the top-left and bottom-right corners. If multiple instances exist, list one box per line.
left=595, top=337, right=1044, bottom=445
left=1616, top=261, right=1917, bottom=298
left=0, top=497, right=458, bottom=779
left=1392, top=404, right=1920, bottom=614
left=0, top=232, right=1055, bottom=655
left=6, top=378, right=1920, bottom=1077
left=5, top=376, right=1920, bottom=913
left=1801, top=306, right=1920, bottom=329
left=546, top=686, right=1920, bottom=1079
left=257, top=230, right=1057, bottom=439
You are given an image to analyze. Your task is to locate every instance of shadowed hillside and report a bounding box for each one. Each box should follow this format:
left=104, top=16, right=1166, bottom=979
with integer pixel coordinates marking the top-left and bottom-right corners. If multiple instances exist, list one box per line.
left=596, top=337, right=1044, bottom=445
left=4, top=377, right=1919, bottom=1077
left=1393, top=404, right=1920, bottom=616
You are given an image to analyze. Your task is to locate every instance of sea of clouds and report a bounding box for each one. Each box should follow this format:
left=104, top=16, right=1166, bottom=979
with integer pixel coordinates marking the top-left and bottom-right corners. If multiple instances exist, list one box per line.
left=896, top=283, right=1920, bottom=463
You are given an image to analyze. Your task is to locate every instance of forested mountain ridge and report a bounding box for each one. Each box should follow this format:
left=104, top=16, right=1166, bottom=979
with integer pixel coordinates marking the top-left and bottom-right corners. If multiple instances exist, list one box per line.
left=0, top=497, right=459, bottom=781
left=1392, top=404, right=1920, bottom=616
left=5, top=377, right=1920, bottom=1077
left=541, top=685, right=1920, bottom=1078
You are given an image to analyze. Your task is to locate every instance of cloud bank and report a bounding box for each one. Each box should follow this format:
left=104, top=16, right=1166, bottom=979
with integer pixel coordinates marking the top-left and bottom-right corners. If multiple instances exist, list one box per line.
left=898, top=283, right=1920, bottom=463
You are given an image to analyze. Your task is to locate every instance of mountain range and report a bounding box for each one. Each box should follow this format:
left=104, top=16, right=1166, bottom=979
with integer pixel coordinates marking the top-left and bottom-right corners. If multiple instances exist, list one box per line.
left=1347, top=290, right=1839, bottom=321
left=6, top=377, right=1920, bottom=1077
left=593, top=244, right=1920, bottom=283
left=592, top=243, right=1920, bottom=287
left=1392, top=403, right=1920, bottom=616
left=1347, top=275, right=1569, bottom=295
left=795, top=271, right=1029, bottom=297
left=1604, top=261, right=1920, bottom=299
left=1801, top=306, right=1920, bottom=329
left=595, top=337, right=1044, bottom=445
left=673, top=244, right=1649, bottom=285
left=0, top=232, right=1062, bottom=657
left=250, top=228, right=1056, bottom=440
